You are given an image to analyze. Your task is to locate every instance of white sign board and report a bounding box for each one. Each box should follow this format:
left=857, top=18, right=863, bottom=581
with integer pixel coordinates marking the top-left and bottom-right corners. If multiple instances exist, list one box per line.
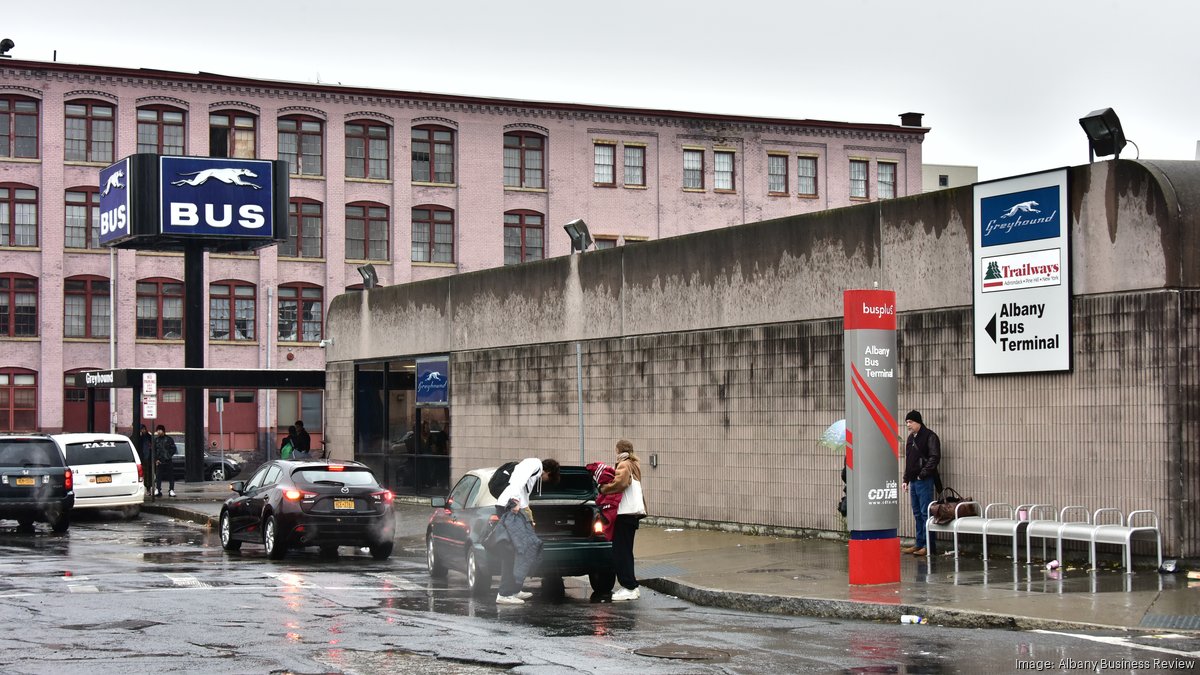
left=973, top=169, right=1071, bottom=374
left=142, top=372, right=157, bottom=397
left=142, top=395, right=158, bottom=419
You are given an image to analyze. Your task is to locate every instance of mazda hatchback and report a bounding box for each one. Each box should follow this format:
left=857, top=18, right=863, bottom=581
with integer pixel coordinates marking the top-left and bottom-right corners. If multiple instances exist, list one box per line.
left=220, top=460, right=395, bottom=560
left=53, top=433, right=144, bottom=519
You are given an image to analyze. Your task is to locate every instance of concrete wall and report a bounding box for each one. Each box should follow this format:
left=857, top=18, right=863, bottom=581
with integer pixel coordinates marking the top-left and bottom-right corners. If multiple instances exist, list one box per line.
left=325, top=159, right=1200, bottom=556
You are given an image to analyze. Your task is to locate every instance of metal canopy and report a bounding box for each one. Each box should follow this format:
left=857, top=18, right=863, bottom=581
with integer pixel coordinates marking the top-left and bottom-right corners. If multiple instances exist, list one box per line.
left=80, top=368, right=324, bottom=390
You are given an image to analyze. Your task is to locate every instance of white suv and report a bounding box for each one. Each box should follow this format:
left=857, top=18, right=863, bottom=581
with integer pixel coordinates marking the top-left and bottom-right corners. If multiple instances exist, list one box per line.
left=52, top=433, right=144, bottom=519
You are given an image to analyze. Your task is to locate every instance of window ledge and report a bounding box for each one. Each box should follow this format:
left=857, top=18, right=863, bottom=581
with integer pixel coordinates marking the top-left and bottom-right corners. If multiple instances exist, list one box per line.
left=593, top=183, right=617, bottom=188
left=767, top=192, right=789, bottom=198
left=210, top=252, right=260, bottom=260
left=411, top=181, right=457, bottom=188
left=0, top=157, right=41, bottom=165
left=504, top=187, right=548, bottom=193
left=682, top=188, right=706, bottom=193
left=64, top=161, right=110, bottom=168
left=0, top=336, right=40, bottom=342
left=289, top=174, right=326, bottom=181
left=0, top=245, right=41, bottom=252
left=277, top=256, right=327, bottom=263
left=64, top=337, right=111, bottom=343
left=346, top=177, right=393, bottom=185
left=623, top=184, right=648, bottom=190
left=136, top=339, right=185, bottom=345
left=714, top=189, right=737, bottom=195
left=137, top=250, right=184, bottom=258
left=849, top=197, right=869, bottom=202
left=345, top=258, right=390, bottom=265
left=209, top=340, right=260, bottom=346
left=64, top=247, right=110, bottom=254
left=799, top=194, right=820, bottom=199
left=412, top=261, right=457, bottom=268
left=276, top=341, right=322, bottom=347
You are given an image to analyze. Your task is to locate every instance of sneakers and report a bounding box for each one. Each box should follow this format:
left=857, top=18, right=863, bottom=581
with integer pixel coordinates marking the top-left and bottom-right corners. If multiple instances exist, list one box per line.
left=169, top=489, right=176, bottom=498
left=611, top=586, right=641, bottom=602
left=495, top=594, right=525, bottom=605
left=154, top=489, right=162, bottom=497
left=515, top=591, right=533, bottom=600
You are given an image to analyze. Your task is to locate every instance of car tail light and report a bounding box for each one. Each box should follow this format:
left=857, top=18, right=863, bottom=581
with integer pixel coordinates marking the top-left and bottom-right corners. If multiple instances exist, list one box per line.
left=373, top=490, right=394, bottom=504
left=593, top=518, right=605, bottom=535
left=137, top=465, right=144, bottom=481
left=64, top=469, right=72, bottom=491
left=327, top=465, right=345, bottom=472
left=488, top=514, right=500, bottom=524
left=285, top=489, right=320, bottom=501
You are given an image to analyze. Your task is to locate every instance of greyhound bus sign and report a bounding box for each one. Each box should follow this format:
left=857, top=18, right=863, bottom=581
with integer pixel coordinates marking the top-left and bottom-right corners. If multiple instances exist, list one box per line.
left=160, top=157, right=274, bottom=237
left=98, top=158, right=131, bottom=246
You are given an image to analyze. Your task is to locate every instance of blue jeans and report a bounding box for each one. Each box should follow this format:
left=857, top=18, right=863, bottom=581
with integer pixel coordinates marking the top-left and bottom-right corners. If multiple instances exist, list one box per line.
left=910, top=477, right=935, bottom=549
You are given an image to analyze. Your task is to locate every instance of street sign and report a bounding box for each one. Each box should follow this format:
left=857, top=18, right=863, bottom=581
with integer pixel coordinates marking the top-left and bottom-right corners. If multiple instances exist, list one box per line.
left=142, top=395, right=158, bottom=419
left=142, top=372, right=157, bottom=397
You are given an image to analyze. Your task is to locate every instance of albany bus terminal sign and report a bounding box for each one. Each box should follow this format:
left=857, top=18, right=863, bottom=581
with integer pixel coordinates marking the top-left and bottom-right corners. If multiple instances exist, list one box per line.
left=98, top=154, right=288, bottom=253
left=973, top=169, right=1071, bottom=374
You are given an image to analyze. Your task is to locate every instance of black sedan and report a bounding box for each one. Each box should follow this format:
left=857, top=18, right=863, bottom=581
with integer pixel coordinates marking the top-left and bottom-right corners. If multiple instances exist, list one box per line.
left=219, top=460, right=395, bottom=560
left=169, top=434, right=241, bottom=481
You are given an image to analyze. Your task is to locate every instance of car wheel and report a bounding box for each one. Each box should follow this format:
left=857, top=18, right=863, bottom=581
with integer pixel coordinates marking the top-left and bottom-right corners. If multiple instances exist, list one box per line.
left=219, top=510, right=241, bottom=551
left=541, top=574, right=565, bottom=599
left=207, top=466, right=226, bottom=481
left=589, top=569, right=616, bottom=594
left=369, top=540, right=393, bottom=560
left=466, top=547, right=490, bottom=596
left=48, top=509, right=70, bottom=534
left=427, top=536, right=447, bottom=577
left=264, top=515, right=286, bottom=559
left=123, top=505, right=141, bottom=520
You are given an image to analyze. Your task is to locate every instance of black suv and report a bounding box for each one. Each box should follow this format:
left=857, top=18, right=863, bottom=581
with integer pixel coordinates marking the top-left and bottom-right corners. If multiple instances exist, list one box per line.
left=0, top=434, right=75, bottom=532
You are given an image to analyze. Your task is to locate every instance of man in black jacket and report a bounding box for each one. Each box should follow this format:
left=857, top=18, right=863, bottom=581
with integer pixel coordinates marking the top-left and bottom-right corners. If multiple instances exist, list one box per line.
left=902, top=411, right=940, bottom=556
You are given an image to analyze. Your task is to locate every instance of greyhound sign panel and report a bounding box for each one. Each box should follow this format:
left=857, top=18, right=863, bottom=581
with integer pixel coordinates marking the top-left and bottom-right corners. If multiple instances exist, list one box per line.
left=159, top=157, right=274, bottom=237
left=98, top=158, right=131, bottom=246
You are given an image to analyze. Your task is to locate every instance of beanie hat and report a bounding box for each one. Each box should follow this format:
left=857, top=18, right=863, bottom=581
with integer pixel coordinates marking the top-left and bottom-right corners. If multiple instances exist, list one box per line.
left=905, top=410, right=923, bottom=426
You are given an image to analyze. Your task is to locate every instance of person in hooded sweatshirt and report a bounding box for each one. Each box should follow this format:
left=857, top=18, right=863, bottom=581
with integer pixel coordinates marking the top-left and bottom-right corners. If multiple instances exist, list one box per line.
left=493, top=457, right=560, bottom=605
left=599, top=439, right=646, bottom=601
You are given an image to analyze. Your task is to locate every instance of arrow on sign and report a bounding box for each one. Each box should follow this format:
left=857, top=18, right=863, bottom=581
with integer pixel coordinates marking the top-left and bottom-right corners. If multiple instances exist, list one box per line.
left=985, top=314, right=997, bottom=343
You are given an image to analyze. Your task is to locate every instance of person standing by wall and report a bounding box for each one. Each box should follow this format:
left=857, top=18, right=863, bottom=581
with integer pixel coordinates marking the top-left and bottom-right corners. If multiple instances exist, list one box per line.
left=153, top=425, right=177, bottom=498
left=492, top=457, right=561, bottom=605
left=902, top=410, right=941, bottom=556
left=294, top=420, right=311, bottom=459
left=600, top=439, right=647, bottom=601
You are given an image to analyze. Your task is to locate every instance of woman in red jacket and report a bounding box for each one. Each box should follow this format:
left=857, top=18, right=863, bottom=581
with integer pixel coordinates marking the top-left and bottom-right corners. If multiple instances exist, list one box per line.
left=599, top=439, right=646, bottom=601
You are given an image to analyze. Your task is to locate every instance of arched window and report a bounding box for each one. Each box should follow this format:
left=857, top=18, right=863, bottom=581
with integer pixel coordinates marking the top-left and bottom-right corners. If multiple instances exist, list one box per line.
left=63, top=368, right=110, bottom=433
left=65, top=186, right=101, bottom=250
left=283, top=198, right=323, bottom=258
left=277, top=283, right=323, bottom=342
left=64, top=99, right=114, bottom=163
left=346, top=202, right=389, bottom=261
left=0, top=272, right=37, bottom=337
left=64, top=275, right=110, bottom=339
left=137, top=105, right=186, bottom=155
left=411, top=125, right=455, bottom=184
left=503, top=131, right=545, bottom=188
left=209, top=279, right=256, bottom=342
left=0, top=95, right=39, bottom=159
left=278, top=115, right=323, bottom=176
left=0, top=183, right=38, bottom=247
left=209, top=110, right=257, bottom=158
left=411, top=205, right=454, bottom=263
left=136, top=277, right=183, bottom=339
left=503, top=210, right=544, bottom=265
left=346, top=120, right=389, bottom=179
left=0, top=367, right=37, bottom=431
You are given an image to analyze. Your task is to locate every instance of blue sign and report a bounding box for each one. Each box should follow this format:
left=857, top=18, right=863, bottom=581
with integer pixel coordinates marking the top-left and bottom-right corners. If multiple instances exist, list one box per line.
left=979, top=185, right=1061, bottom=247
left=98, top=158, right=131, bottom=246
left=159, top=156, right=274, bottom=237
left=415, top=357, right=450, bottom=407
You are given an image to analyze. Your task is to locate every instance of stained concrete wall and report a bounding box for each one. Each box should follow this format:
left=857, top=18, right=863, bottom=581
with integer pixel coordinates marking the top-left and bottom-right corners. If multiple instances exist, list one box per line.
left=325, top=159, right=1200, bottom=556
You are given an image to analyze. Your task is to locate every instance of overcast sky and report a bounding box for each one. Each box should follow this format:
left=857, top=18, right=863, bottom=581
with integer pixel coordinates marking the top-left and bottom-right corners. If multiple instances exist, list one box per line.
left=5, top=1, right=1198, bottom=180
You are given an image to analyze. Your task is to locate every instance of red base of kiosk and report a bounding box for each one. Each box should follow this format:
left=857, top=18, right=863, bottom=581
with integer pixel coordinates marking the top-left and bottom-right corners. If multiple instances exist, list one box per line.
left=849, top=536, right=901, bottom=585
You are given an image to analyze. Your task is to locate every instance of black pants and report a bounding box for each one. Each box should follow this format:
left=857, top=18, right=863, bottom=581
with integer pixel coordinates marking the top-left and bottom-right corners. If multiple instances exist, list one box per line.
left=155, top=461, right=175, bottom=492
left=612, top=514, right=640, bottom=590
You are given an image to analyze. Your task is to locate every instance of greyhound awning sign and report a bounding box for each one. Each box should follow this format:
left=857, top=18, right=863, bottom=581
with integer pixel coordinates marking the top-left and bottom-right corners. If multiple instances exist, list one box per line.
left=160, top=156, right=275, bottom=237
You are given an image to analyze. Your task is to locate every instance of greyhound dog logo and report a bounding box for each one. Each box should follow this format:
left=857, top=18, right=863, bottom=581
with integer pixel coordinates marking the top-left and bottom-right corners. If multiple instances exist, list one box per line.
left=171, top=167, right=262, bottom=189
left=1000, top=200, right=1040, bottom=218
left=421, top=371, right=445, bottom=385
left=101, top=170, right=125, bottom=196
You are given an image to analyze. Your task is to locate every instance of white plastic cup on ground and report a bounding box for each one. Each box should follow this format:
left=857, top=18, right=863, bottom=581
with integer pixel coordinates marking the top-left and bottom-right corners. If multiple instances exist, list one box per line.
left=900, top=614, right=926, bottom=624
left=1046, top=560, right=1060, bottom=571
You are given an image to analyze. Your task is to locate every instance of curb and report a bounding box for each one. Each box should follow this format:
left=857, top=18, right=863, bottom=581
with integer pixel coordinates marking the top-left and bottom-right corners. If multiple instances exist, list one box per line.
left=142, top=504, right=216, bottom=528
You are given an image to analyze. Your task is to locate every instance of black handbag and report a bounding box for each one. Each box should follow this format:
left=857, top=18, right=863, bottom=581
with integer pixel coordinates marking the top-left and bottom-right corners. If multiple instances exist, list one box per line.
left=931, top=487, right=978, bottom=525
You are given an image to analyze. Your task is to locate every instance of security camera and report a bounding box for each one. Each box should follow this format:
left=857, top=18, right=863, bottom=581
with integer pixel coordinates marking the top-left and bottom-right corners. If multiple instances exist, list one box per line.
left=318, top=338, right=333, bottom=348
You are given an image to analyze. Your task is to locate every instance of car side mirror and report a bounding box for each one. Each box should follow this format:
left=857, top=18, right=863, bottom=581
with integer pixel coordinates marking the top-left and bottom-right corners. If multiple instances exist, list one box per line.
left=230, top=481, right=245, bottom=494
left=430, top=496, right=447, bottom=508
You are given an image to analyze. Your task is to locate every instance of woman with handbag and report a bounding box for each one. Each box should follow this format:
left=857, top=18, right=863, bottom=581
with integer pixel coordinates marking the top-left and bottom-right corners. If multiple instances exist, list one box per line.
left=902, top=411, right=941, bottom=556
left=600, top=440, right=647, bottom=601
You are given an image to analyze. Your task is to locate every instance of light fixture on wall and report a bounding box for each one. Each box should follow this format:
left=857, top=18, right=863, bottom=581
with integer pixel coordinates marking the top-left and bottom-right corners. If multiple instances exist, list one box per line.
left=1079, top=108, right=1127, bottom=162
left=357, top=264, right=380, bottom=289
left=563, top=218, right=592, bottom=253
left=0, top=39, right=14, bottom=58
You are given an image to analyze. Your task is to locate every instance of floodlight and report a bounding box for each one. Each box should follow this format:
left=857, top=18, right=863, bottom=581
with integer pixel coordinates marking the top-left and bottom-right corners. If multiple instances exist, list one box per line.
left=1079, top=108, right=1127, bottom=160
left=357, top=264, right=379, bottom=289
left=563, top=218, right=592, bottom=253
left=0, top=39, right=13, bottom=58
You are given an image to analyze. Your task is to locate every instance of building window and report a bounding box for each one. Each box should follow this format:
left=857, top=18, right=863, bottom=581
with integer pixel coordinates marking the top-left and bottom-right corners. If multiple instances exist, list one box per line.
left=624, top=145, right=646, bottom=187
left=878, top=162, right=897, bottom=199
left=137, top=106, right=186, bottom=155
left=0, top=184, right=38, bottom=247
left=64, top=276, right=109, bottom=339
left=594, top=236, right=618, bottom=250
left=277, top=284, right=323, bottom=342
left=64, top=188, right=101, bottom=250
left=64, top=100, right=114, bottom=163
left=0, top=96, right=38, bottom=159
left=938, top=174, right=949, bottom=188
left=209, top=280, right=256, bottom=342
left=768, top=155, right=788, bottom=195
left=798, top=157, right=818, bottom=197
left=503, top=132, right=544, bottom=189
left=593, top=143, right=615, bottom=186
left=282, top=199, right=323, bottom=258
left=278, top=116, right=324, bottom=176
left=411, top=125, right=455, bottom=184
left=0, top=273, right=37, bottom=337
left=411, top=205, right=454, bottom=263
left=209, top=111, right=257, bottom=158
left=714, top=151, right=735, bottom=191
left=346, top=202, right=389, bottom=261
left=850, top=159, right=869, bottom=199
left=346, top=121, right=389, bottom=179
left=0, top=368, right=37, bottom=431
left=503, top=210, right=544, bottom=265
left=136, top=278, right=183, bottom=340
left=683, top=149, right=704, bottom=189
left=278, top=390, right=323, bottom=431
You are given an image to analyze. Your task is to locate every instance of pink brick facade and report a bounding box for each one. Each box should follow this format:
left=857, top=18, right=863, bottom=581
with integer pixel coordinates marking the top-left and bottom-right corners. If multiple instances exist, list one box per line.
left=0, top=59, right=925, bottom=439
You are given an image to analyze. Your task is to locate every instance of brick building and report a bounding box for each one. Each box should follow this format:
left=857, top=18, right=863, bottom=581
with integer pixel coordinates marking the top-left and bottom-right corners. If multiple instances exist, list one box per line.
left=0, top=58, right=926, bottom=450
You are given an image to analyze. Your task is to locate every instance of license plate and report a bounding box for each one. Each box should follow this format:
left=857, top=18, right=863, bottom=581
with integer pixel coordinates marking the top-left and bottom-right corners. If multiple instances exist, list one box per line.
left=14, top=477, right=35, bottom=487
left=333, top=498, right=355, bottom=510
left=96, top=475, right=112, bottom=484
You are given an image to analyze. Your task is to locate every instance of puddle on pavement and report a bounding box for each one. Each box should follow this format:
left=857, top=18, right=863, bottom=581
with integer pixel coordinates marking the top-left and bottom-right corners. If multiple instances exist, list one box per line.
left=925, top=558, right=1173, bottom=594
left=373, top=589, right=637, bottom=636
left=61, top=619, right=163, bottom=631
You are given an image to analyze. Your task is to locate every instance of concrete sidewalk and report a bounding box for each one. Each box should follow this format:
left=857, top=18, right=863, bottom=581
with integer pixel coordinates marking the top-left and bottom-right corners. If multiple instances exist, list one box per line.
left=144, top=482, right=1200, bottom=634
